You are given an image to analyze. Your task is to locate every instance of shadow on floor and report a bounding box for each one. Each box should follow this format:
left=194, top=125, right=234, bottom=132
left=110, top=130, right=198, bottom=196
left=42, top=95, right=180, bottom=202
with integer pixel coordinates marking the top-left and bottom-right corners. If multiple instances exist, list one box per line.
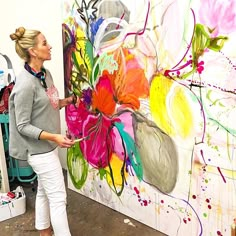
left=0, top=170, right=166, bottom=236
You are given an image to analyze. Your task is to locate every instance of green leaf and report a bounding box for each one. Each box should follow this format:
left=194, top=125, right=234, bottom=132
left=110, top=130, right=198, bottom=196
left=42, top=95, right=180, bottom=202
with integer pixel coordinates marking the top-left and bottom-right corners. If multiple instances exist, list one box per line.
left=85, top=41, right=94, bottom=68
left=192, top=24, right=211, bottom=62
left=93, top=65, right=99, bottom=83
left=208, top=36, right=228, bottom=52
left=90, top=56, right=99, bottom=86
left=98, top=168, right=107, bottom=180
left=72, top=51, right=80, bottom=72
left=67, top=143, right=89, bottom=189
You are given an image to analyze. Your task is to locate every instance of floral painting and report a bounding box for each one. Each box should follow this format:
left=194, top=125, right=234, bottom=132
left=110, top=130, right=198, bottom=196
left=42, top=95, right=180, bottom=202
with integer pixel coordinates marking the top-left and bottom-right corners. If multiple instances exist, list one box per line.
left=0, top=169, right=2, bottom=190
left=62, top=0, right=236, bottom=235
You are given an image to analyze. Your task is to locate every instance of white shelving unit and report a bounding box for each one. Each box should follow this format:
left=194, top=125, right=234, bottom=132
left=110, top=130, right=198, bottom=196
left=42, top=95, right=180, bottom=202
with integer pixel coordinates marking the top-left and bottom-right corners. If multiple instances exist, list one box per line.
left=0, top=125, right=9, bottom=193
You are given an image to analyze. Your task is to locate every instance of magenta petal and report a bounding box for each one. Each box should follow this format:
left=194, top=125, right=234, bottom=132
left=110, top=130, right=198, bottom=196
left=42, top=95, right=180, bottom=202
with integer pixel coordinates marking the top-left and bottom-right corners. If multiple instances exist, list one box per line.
left=113, top=111, right=134, bottom=161
left=80, top=114, right=115, bottom=168
left=66, top=102, right=90, bottom=138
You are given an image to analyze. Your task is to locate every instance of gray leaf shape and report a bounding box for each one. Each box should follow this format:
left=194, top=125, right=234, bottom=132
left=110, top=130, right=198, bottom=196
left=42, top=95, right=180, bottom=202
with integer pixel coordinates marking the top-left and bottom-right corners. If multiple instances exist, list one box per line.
left=132, top=112, right=179, bottom=193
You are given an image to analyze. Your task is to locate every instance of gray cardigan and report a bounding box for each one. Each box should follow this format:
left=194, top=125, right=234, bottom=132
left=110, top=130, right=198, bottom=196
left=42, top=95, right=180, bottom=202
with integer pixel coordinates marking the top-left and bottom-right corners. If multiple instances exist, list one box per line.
left=9, top=68, right=60, bottom=160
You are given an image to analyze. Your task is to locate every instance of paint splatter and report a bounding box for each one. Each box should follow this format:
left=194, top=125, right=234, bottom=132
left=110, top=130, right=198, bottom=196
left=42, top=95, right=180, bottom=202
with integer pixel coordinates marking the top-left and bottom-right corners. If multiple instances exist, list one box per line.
left=217, top=230, right=223, bottom=236
left=133, top=187, right=151, bottom=207
left=217, top=167, right=226, bottom=183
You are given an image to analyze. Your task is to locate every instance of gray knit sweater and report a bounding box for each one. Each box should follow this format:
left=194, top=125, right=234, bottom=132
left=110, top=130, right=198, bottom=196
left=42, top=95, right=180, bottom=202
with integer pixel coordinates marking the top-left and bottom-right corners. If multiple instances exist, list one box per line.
left=9, top=68, right=60, bottom=160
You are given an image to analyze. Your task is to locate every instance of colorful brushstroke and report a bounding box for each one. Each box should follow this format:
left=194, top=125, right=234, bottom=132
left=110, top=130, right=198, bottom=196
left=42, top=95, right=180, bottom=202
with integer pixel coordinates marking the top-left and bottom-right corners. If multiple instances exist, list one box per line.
left=63, top=0, right=179, bottom=196
left=62, top=0, right=236, bottom=235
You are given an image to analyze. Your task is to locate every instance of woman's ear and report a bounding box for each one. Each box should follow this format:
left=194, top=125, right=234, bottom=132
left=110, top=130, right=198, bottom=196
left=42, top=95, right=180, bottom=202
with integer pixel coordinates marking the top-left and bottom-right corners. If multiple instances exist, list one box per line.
left=28, top=47, right=37, bottom=58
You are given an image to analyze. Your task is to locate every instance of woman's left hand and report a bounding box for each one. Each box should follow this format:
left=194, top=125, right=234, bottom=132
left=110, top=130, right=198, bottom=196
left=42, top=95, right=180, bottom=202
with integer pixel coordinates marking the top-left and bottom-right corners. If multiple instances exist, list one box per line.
left=67, top=94, right=80, bottom=106
left=59, top=95, right=80, bottom=109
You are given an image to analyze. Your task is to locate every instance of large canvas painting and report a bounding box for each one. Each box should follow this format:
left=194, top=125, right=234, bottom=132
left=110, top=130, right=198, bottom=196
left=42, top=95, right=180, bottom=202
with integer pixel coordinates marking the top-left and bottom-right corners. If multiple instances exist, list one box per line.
left=62, top=0, right=236, bottom=235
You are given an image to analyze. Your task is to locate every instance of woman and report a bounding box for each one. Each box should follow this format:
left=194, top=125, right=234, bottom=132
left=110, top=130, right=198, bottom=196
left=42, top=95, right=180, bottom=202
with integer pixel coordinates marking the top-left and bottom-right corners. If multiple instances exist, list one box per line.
left=9, top=27, right=75, bottom=236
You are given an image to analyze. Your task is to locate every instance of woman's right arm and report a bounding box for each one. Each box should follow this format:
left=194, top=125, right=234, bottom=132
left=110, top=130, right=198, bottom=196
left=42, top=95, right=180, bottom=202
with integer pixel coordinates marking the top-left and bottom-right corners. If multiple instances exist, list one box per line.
left=14, top=81, right=74, bottom=148
left=14, top=81, right=42, bottom=140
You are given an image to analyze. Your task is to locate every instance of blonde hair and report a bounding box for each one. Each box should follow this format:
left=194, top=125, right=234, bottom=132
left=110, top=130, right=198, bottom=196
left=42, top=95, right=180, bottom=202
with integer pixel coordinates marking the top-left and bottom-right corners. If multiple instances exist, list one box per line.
left=10, top=27, right=41, bottom=62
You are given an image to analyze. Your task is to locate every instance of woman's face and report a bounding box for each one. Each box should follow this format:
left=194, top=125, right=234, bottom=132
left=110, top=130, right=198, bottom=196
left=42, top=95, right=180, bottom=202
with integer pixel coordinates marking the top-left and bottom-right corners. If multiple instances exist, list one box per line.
left=33, top=33, right=52, bottom=61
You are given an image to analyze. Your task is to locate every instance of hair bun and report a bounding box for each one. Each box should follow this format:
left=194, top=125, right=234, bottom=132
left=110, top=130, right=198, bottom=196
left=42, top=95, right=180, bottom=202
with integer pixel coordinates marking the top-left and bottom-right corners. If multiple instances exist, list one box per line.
left=10, top=27, right=25, bottom=41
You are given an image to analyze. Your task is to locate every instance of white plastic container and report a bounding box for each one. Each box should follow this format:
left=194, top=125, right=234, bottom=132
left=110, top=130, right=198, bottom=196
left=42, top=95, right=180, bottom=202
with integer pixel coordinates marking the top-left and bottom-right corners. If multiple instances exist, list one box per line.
left=0, top=186, right=26, bottom=222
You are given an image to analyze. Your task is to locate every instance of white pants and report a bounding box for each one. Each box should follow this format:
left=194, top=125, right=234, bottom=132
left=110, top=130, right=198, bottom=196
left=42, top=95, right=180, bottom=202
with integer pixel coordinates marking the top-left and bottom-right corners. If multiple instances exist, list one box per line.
left=28, top=148, right=71, bottom=236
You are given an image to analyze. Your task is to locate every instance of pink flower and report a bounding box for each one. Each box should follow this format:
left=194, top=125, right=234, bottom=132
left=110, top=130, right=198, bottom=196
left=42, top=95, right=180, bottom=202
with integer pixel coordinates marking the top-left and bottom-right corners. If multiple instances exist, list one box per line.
left=80, top=114, right=115, bottom=168
left=199, top=0, right=236, bottom=36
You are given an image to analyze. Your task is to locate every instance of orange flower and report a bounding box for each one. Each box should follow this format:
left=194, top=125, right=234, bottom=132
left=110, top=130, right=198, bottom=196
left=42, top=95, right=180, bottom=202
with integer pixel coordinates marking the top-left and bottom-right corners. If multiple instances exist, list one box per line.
left=91, top=74, right=116, bottom=116
left=103, top=48, right=149, bottom=110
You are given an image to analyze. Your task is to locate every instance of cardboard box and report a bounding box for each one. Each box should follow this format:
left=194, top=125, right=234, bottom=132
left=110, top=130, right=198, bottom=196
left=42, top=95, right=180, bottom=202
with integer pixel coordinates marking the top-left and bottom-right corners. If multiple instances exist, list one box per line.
left=0, top=186, right=26, bottom=221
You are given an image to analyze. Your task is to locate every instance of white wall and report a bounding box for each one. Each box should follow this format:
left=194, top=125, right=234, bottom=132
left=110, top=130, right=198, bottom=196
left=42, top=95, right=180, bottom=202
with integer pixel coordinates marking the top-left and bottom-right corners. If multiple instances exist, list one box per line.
left=0, top=0, right=68, bottom=168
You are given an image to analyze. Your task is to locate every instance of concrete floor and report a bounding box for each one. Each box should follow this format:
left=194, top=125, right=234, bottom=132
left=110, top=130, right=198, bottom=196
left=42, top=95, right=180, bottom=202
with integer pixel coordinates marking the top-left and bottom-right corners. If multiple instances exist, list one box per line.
left=0, top=171, right=166, bottom=236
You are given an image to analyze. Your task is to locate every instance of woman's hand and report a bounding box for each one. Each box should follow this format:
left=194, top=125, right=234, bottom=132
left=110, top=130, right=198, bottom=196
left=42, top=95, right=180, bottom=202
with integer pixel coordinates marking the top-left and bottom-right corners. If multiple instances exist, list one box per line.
left=39, top=131, right=75, bottom=148
left=53, top=134, right=75, bottom=148
left=59, top=94, right=80, bottom=109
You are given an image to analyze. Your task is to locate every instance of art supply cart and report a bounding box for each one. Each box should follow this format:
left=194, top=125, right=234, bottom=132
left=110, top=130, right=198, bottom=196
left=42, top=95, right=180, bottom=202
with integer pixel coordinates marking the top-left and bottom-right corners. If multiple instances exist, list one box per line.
left=0, top=113, right=37, bottom=183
